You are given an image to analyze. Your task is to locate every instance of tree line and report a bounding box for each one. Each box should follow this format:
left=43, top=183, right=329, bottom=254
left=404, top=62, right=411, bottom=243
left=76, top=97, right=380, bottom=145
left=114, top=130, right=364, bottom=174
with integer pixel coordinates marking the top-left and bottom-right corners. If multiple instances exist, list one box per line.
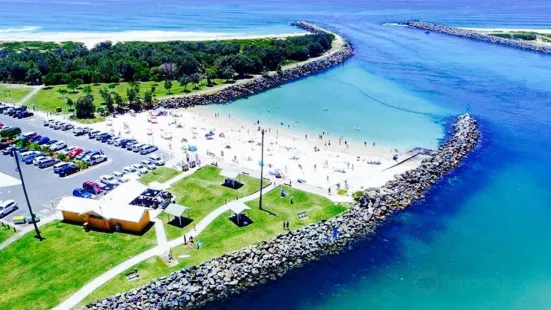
left=0, top=34, right=333, bottom=86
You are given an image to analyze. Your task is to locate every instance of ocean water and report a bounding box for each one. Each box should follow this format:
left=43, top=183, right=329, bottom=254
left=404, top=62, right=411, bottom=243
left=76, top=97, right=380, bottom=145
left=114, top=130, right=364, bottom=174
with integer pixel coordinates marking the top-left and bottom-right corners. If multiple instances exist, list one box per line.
left=3, top=1, right=551, bottom=309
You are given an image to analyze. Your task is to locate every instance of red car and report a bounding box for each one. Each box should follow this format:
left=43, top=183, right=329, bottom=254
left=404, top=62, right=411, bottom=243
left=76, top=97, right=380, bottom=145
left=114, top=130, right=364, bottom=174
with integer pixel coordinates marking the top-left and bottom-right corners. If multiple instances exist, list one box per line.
left=67, top=147, right=83, bottom=158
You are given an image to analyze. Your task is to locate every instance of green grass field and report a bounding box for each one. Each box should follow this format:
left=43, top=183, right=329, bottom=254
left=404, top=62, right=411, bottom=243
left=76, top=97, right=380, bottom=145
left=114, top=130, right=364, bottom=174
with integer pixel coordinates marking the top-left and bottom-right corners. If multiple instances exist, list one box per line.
left=27, top=79, right=225, bottom=113
left=0, top=85, right=34, bottom=102
left=139, top=167, right=181, bottom=185
left=0, top=225, right=16, bottom=243
left=0, top=221, right=157, bottom=310
left=80, top=186, right=347, bottom=305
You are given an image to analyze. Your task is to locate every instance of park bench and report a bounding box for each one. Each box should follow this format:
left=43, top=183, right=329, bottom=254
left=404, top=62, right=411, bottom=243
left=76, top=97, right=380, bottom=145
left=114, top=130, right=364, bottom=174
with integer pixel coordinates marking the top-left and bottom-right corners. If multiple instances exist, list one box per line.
left=125, top=269, right=140, bottom=281
left=297, top=211, right=308, bottom=220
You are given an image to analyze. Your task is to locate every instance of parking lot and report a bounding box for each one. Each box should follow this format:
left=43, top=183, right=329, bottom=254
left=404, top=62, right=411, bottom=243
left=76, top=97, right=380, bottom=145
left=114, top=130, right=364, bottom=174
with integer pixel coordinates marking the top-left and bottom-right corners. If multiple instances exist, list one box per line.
left=0, top=113, right=169, bottom=226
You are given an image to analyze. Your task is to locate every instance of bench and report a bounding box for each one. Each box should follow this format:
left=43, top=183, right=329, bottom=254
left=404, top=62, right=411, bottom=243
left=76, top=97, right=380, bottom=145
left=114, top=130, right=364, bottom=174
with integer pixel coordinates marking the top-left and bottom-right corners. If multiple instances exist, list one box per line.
left=125, top=269, right=140, bottom=281
left=297, top=212, right=308, bottom=220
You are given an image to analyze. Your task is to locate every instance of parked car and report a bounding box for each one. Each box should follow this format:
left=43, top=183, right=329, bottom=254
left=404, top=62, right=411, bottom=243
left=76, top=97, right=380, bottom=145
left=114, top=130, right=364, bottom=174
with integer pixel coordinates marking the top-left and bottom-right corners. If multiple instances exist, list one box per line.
left=49, top=141, right=67, bottom=151
left=75, top=150, right=92, bottom=161
left=140, top=145, right=158, bottom=155
left=26, top=214, right=40, bottom=223
left=101, top=183, right=118, bottom=192
left=13, top=147, right=28, bottom=156
left=58, top=163, right=79, bottom=177
left=73, top=188, right=93, bottom=199
left=32, top=155, right=47, bottom=165
left=96, top=132, right=110, bottom=141
left=82, top=181, right=102, bottom=195
left=21, top=151, right=41, bottom=162
left=0, top=200, right=18, bottom=217
left=141, top=159, right=157, bottom=170
left=35, top=136, right=50, bottom=145
left=123, top=166, right=137, bottom=174
left=107, top=137, right=120, bottom=145
left=30, top=135, right=42, bottom=142
left=67, top=147, right=83, bottom=158
left=0, top=141, right=10, bottom=150
left=61, top=123, right=74, bottom=131
left=37, top=157, right=60, bottom=168
left=15, top=110, right=34, bottom=118
left=19, top=131, right=37, bottom=140
left=44, top=139, right=58, bottom=147
left=82, top=127, right=92, bottom=134
left=98, top=134, right=112, bottom=143
left=81, top=151, right=100, bottom=162
left=100, top=175, right=119, bottom=186
left=24, top=152, right=45, bottom=164
left=132, top=163, right=149, bottom=175
left=112, top=171, right=129, bottom=183
left=4, top=108, right=15, bottom=115
left=12, top=215, right=27, bottom=225
left=73, top=127, right=85, bottom=136
left=119, top=139, right=136, bottom=148
left=44, top=119, right=55, bottom=127
left=2, top=145, right=15, bottom=155
left=88, top=130, right=101, bottom=139
left=87, top=154, right=107, bottom=165
left=58, top=146, right=76, bottom=156
left=53, top=162, right=71, bottom=174
left=125, top=141, right=138, bottom=150
left=52, top=122, right=64, bottom=130
left=132, top=143, right=146, bottom=152
left=149, top=154, right=165, bottom=166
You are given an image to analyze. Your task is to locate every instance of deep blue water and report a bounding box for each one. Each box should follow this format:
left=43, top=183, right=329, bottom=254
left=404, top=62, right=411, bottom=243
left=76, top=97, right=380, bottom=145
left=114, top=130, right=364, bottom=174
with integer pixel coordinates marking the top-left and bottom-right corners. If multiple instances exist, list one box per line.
left=3, top=1, right=551, bottom=309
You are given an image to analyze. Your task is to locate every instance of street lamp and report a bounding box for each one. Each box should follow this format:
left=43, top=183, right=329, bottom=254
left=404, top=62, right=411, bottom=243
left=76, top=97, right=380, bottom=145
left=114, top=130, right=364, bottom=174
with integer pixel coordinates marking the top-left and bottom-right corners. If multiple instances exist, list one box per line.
left=13, top=150, right=43, bottom=240
left=258, top=129, right=266, bottom=210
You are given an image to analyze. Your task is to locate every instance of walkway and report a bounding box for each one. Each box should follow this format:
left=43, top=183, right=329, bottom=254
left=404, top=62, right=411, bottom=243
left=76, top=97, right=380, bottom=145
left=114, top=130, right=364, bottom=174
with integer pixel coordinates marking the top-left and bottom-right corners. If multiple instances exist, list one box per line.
left=54, top=184, right=276, bottom=310
left=18, top=85, right=43, bottom=106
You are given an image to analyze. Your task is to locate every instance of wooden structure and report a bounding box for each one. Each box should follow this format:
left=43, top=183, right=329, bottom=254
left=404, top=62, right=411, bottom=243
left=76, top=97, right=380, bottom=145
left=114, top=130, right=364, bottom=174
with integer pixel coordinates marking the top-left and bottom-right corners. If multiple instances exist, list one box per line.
left=57, top=197, right=150, bottom=233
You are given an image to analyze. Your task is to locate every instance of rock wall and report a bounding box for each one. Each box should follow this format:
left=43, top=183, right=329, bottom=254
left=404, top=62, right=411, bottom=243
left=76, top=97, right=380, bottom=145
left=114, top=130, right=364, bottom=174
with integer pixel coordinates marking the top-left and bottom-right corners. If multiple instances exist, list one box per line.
left=157, top=21, right=354, bottom=109
left=85, top=114, right=480, bottom=310
left=406, top=20, right=551, bottom=55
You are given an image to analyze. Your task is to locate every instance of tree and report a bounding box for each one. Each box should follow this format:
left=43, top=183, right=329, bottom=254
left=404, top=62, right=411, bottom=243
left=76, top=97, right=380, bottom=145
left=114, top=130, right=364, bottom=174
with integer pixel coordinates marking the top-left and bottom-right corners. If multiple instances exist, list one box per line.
left=113, top=92, right=124, bottom=110
left=67, top=80, right=78, bottom=92
left=164, top=79, right=173, bottom=94
left=126, top=87, right=138, bottom=103
left=74, top=95, right=95, bottom=119
left=82, top=85, right=92, bottom=95
left=190, top=73, right=201, bottom=89
left=151, top=83, right=158, bottom=95
left=26, top=68, right=42, bottom=85
left=219, top=66, right=236, bottom=81
left=178, top=75, right=190, bottom=92
left=143, top=90, right=153, bottom=107
left=66, top=97, right=74, bottom=110
left=99, top=87, right=114, bottom=112
left=57, top=88, right=68, bottom=99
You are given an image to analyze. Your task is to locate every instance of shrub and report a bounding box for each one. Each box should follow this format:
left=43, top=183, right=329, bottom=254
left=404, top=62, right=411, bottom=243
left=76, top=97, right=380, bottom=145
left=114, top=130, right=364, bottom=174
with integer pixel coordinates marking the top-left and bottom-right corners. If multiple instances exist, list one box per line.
left=57, top=153, right=67, bottom=162
left=337, top=189, right=347, bottom=196
left=352, top=190, right=364, bottom=201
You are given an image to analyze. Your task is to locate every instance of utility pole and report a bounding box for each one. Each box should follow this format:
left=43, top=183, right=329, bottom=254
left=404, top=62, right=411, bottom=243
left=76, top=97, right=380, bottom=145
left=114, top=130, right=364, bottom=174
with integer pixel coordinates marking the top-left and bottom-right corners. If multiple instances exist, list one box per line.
left=13, top=150, right=43, bottom=240
left=259, top=129, right=265, bottom=210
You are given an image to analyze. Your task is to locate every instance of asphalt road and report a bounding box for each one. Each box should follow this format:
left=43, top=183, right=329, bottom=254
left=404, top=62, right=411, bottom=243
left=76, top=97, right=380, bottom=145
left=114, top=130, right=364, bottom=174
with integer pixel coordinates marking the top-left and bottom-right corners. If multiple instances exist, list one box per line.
left=0, top=113, right=167, bottom=226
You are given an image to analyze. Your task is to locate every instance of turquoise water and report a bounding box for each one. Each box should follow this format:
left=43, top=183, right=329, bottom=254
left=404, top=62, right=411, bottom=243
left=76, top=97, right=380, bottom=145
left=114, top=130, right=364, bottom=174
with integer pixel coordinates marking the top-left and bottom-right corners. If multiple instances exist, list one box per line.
left=3, top=1, right=551, bottom=309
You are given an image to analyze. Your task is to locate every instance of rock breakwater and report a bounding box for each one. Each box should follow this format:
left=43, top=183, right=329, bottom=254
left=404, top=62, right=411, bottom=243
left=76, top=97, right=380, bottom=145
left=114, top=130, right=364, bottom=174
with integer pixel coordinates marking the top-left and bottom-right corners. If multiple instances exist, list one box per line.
left=406, top=21, right=551, bottom=55
left=157, top=21, right=354, bottom=109
left=85, top=114, right=480, bottom=310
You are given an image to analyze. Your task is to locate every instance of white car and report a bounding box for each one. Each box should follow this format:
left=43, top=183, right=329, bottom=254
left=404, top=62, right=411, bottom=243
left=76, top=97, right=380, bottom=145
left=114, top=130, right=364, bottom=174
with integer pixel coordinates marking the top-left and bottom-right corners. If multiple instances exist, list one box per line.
left=58, top=146, right=76, bottom=155
left=0, top=200, right=18, bottom=217
left=100, top=175, right=119, bottom=186
left=32, top=156, right=47, bottom=166
left=123, top=166, right=137, bottom=174
left=141, top=160, right=157, bottom=170
left=49, top=141, right=67, bottom=151
left=112, top=171, right=129, bottom=183
left=161, top=131, right=173, bottom=140
left=132, top=164, right=149, bottom=175
left=87, top=154, right=107, bottom=166
left=149, top=154, right=165, bottom=166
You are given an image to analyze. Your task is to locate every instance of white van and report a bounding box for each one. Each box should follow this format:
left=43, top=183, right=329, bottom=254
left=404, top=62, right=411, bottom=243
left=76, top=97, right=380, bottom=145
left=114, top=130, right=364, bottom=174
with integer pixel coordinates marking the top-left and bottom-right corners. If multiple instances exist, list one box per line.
left=140, top=145, right=158, bottom=155
left=148, top=154, right=165, bottom=166
left=132, top=143, right=145, bottom=152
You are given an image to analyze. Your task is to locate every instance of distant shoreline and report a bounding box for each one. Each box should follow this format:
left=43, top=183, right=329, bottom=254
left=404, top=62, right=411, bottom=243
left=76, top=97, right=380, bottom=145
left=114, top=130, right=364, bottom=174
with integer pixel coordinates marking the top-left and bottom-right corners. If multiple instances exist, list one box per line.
left=460, top=27, right=551, bottom=34
left=0, top=30, right=307, bottom=48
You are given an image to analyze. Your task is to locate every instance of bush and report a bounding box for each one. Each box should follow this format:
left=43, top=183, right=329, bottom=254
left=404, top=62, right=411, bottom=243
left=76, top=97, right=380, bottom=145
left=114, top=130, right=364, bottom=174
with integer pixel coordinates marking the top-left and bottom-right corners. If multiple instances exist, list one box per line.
left=57, top=153, right=67, bottom=162
left=352, top=190, right=364, bottom=201
left=75, top=161, right=89, bottom=170
left=337, top=189, right=347, bottom=196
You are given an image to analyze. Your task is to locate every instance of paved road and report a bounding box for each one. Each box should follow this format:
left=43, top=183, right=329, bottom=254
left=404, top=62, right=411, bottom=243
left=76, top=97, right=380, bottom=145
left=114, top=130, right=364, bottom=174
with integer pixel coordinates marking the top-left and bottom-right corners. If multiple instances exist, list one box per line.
left=0, top=113, right=167, bottom=226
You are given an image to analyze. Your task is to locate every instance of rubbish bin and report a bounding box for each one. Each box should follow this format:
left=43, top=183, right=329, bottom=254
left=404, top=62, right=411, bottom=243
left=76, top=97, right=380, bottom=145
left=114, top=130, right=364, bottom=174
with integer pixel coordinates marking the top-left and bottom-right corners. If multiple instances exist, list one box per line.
left=83, top=222, right=90, bottom=232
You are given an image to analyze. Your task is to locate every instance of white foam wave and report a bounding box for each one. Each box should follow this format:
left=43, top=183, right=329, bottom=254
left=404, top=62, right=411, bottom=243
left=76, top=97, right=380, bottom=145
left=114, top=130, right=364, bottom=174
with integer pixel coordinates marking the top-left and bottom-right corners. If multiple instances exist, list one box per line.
left=0, top=26, right=42, bottom=34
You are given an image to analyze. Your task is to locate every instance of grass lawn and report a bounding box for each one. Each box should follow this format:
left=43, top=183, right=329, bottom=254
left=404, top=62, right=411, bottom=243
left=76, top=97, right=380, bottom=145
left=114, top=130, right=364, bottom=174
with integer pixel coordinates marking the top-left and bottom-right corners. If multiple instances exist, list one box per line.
left=0, top=221, right=157, bottom=310
left=165, top=166, right=269, bottom=239
left=0, top=224, right=16, bottom=243
left=139, top=167, right=181, bottom=185
left=28, top=79, right=225, bottom=113
left=0, top=85, right=34, bottom=102
left=80, top=186, right=347, bottom=305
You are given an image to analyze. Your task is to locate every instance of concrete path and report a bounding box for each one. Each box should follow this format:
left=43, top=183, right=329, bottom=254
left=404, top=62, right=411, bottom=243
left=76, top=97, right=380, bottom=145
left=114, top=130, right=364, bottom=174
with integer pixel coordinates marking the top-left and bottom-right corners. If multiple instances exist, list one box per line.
left=0, top=214, right=57, bottom=251
left=18, top=85, right=43, bottom=106
left=54, top=185, right=275, bottom=310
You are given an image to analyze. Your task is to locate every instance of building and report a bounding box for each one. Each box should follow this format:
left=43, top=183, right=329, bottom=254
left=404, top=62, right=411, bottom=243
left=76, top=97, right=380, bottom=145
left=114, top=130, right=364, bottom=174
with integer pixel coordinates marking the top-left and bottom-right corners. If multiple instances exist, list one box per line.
left=56, top=196, right=150, bottom=233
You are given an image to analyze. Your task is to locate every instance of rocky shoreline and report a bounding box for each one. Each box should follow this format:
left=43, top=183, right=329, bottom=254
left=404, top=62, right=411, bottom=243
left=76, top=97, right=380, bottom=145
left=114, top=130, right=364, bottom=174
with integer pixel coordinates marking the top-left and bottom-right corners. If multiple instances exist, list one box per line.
left=156, top=21, right=354, bottom=110
left=85, top=114, right=480, bottom=310
left=406, top=21, right=551, bottom=55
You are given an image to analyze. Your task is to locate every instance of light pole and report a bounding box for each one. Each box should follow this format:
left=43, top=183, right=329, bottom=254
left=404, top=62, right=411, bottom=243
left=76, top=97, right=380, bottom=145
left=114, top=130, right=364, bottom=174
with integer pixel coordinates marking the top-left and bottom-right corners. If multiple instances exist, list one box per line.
left=13, top=150, right=43, bottom=240
left=259, top=129, right=265, bottom=210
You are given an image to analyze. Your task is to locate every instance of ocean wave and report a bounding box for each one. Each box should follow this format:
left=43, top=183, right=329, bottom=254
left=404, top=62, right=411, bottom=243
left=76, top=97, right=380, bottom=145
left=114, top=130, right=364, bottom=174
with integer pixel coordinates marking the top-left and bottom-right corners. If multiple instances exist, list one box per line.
left=0, top=26, right=42, bottom=33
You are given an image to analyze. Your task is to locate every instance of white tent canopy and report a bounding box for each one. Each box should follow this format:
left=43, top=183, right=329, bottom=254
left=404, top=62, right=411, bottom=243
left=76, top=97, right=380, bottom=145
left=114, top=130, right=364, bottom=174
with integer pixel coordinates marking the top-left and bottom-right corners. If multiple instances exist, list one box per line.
left=0, top=172, right=21, bottom=188
left=102, top=181, right=147, bottom=206
left=220, top=169, right=239, bottom=179
left=227, top=200, right=251, bottom=214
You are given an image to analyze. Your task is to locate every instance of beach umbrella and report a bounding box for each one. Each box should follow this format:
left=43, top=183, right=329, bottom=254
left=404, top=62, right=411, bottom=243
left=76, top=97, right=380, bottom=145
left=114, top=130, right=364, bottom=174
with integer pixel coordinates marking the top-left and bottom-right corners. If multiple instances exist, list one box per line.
left=189, top=145, right=198, bottom=152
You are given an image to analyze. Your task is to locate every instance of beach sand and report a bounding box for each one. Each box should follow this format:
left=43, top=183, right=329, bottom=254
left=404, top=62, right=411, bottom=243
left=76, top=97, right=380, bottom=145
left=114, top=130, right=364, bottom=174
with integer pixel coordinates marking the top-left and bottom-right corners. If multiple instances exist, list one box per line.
left=0, top=30, right=306, bottom=48
left=87, top=107, right=424, bottom=200
left=461, top=27, right=551, bottom=34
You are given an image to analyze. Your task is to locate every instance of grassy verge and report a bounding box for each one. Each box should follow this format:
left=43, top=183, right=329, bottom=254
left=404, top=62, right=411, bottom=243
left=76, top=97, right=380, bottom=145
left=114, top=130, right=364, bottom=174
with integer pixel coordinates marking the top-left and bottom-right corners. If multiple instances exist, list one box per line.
left=0, top=224, right=16, bottom=243
left=0, top=221, right=157, bottom=310
left=139, top=167, right=181, bottom=185
left=0, top=85, right=34, bottom=102
left=28, top=79, right=225, bottom=113
left=80, top=186, right=347, bottom=305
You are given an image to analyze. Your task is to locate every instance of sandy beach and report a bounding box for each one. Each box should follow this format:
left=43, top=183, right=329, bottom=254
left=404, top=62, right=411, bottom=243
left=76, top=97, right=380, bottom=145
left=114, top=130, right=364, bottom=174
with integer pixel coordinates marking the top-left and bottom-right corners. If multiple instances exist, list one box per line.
left=0, top=29, right=306, bottom=48
left=85, top=107, right=423, bottom=199
left=461, top=27, right=551, bottom=34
